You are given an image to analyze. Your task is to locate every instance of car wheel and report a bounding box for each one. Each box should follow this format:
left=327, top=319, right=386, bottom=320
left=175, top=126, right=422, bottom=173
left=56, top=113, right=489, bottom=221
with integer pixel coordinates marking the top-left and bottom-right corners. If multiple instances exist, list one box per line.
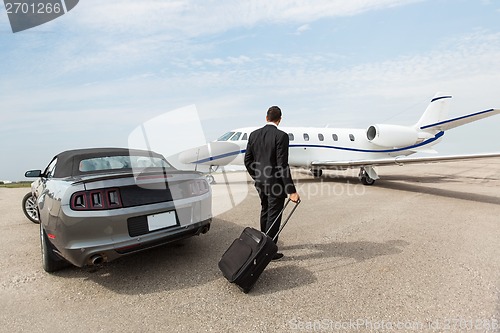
left=40, top=224, right=69, bottom=272
left=22, top=192, right=40, bottom=224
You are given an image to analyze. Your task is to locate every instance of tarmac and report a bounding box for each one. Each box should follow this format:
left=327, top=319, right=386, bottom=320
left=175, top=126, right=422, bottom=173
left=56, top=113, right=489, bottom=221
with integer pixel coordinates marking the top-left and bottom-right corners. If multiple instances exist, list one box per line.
left=0, top=159, right=499, bottom=332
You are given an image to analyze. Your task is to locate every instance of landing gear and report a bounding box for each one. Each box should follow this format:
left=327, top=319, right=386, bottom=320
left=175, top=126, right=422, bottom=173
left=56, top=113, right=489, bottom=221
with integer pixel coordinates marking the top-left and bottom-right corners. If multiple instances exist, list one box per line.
left=360, top=172, right=375, bottom=185
left=358, top=166, right=378, bottom=186
left=205, top=174, right=215, bottom=184
left=205, top=165, right=219, bottom=185
left=311, top=168, right=323, bottom=178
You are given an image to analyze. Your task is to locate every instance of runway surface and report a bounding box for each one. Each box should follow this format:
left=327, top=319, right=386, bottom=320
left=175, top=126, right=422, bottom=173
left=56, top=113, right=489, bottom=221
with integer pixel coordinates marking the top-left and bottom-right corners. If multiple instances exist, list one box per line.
left=1, top=159, right=499, bottom=332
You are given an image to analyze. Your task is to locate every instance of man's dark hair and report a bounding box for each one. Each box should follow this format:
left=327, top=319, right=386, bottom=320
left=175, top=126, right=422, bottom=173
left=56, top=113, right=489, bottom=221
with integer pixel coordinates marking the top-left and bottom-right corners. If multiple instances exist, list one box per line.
left=267, top=106, right=282, bottom=122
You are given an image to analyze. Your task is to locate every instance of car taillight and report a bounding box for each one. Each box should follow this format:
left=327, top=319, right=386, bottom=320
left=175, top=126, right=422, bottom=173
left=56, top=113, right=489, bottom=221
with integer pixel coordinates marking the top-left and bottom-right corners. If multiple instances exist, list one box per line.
left=189, top=179, right=209, bottom=196
left=70, top=188, right=123, bottom=211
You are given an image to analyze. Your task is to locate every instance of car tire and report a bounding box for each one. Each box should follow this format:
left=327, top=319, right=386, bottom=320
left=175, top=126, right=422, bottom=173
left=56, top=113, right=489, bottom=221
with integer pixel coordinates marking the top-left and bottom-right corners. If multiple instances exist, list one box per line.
left=22, top=192, right=40, bottom=224
left=40, top=224, right=70, bottom=273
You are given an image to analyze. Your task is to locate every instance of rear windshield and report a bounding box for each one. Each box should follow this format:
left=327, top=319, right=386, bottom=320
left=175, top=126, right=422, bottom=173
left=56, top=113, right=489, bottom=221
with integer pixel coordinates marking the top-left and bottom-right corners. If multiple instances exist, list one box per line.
left=79, top=155, right=173, bottom=172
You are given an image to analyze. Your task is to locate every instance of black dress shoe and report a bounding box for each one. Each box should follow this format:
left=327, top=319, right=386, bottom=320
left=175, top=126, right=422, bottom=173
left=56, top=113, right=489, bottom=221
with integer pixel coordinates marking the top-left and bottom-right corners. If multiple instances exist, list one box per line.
left=272, top=252, right=284, bottom=260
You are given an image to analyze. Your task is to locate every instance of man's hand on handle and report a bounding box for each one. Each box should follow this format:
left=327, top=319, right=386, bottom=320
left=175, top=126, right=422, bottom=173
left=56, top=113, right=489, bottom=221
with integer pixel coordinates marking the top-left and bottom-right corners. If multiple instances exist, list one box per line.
left=289, top=192, right=300, bottom=203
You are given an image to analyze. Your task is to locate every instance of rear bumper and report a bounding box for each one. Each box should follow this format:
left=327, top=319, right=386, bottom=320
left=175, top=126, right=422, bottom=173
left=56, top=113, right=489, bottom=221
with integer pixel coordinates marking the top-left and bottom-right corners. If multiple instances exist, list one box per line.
left=115, top=218, right=211, bottom=254
left=57, top=218, right=211, bottom=267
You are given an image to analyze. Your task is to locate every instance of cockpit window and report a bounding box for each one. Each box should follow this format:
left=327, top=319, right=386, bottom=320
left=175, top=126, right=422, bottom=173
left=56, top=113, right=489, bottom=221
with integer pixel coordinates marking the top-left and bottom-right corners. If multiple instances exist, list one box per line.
left=230, top=132, right=242, bottom=141
left=242, top=133, right=248, bottom=140
left=217, top=132, right=235, bottom=141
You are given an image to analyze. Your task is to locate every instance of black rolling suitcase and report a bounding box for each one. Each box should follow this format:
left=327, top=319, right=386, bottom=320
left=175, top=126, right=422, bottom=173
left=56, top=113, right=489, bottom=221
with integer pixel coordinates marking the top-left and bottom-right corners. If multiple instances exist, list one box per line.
left=218, top=199, right=300, bottom=293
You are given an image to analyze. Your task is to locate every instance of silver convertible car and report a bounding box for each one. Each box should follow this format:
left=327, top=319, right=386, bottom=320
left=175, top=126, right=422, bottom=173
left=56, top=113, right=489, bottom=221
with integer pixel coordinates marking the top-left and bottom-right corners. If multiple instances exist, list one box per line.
left=25, top=148, right=212, bottom=273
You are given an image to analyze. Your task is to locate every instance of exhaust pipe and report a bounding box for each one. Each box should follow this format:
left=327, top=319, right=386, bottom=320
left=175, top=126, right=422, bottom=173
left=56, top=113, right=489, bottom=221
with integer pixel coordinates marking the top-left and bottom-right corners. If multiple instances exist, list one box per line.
left=90, top=255, right=104, bottom=266
left=201, top=225, right=210, bottom=234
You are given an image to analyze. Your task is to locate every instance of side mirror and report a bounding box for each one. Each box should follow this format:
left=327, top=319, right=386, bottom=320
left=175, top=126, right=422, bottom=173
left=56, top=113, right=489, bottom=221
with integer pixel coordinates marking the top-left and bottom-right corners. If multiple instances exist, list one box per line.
left=25, top=170, right=42, bottom=178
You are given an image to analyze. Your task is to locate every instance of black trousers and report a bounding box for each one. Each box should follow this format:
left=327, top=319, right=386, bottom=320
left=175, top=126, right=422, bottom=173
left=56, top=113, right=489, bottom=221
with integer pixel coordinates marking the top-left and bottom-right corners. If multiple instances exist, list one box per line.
left=258, top=191, right=286, bottom=244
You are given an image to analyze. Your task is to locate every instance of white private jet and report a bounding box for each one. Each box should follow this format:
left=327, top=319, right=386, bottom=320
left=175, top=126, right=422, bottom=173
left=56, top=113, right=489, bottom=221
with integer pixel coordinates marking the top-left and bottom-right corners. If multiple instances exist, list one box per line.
left=179, top=93, right=500, bottom=185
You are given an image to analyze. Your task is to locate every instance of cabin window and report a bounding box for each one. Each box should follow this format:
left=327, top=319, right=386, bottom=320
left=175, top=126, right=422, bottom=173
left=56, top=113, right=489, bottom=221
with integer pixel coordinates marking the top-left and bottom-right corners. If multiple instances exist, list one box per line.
left=318, top=134, right=324, bottom=141
left=230, top=132, right=242, bottom=141
left=288, top=133, right=294, bottom=141
left=217, top=132, right=235, bottom=141
left=303, top=133, right=310, bottom=141
left=332, top=134, right=338, bottom=141
left=242, top=133, right=248, bottom=140
left=349, top=134, right=355, bottom=141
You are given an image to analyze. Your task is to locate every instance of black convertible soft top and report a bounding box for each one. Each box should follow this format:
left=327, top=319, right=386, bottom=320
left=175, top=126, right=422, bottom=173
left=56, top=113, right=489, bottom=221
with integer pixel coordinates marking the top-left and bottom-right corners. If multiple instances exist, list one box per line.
left=52, top=148, right=168, bottom=178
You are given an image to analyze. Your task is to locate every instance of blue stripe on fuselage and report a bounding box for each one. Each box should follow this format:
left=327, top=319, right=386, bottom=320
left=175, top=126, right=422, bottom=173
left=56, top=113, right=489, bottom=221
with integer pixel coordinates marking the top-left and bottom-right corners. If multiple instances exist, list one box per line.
left=194, top=149, right=246, bottom=164
left=190, top=131, right=444, bottom=164
left=291, top=131, right=444, bottom=153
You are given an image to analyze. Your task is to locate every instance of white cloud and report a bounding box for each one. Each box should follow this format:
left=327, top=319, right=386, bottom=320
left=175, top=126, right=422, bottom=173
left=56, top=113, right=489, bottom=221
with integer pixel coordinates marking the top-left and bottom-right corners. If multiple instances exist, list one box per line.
left=5, top=30, right=500, bottom=118
left=3, top=0, right=422, bottom=76
left=161, top=30, right=500, bottom=99
left=294, top=24, right=311, bottom=35
left=67, top=0, right=423, bottom=37
left=5, top=29, right=498, bottom=136
left=201, top=55, right=252, bottom=67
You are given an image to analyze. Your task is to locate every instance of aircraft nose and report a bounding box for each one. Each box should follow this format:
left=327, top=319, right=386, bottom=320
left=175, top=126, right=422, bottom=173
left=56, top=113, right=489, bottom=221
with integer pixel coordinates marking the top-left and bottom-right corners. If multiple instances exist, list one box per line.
left=178, top=145, right=207, bottom=164
left=178, top=142, right=242, bottom=165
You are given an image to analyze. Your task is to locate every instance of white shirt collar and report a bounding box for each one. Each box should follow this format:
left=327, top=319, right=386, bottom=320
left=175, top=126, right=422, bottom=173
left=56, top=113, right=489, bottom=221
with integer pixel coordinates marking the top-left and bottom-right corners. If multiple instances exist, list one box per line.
left=266, top=122, right=278, bottom=127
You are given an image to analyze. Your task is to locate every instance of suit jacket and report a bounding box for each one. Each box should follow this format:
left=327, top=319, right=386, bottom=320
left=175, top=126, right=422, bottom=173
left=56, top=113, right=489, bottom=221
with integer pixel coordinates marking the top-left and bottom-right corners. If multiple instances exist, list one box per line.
left=244, top=124, right=296, bottom=198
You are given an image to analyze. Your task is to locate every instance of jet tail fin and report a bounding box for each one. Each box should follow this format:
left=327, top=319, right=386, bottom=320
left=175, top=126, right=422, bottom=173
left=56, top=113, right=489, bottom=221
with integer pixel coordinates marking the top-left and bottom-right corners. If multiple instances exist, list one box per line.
left=415, top=92, right=452, bottom=130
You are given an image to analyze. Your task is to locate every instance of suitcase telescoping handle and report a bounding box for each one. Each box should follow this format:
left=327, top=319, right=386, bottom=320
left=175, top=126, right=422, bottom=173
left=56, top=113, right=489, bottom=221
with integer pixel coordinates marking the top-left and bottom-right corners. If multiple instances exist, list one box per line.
left=266, top=198, right=301, bottom=242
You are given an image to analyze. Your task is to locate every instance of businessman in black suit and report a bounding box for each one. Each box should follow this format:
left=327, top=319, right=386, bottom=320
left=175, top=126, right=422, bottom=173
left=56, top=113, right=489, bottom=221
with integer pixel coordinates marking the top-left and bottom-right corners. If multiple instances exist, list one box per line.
left=244, top=106, right=300, bottom=260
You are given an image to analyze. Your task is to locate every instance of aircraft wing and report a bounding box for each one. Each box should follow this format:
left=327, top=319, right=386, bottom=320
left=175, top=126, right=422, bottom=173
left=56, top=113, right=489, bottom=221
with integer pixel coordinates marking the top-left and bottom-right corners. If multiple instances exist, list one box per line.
left=311, top=152, right=500, bottom=169
left=420, top=108, right=500, bottom=131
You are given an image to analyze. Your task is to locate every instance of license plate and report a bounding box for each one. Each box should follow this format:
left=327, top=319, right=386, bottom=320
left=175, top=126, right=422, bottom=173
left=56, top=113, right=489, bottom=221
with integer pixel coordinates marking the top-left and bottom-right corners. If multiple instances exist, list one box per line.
left=147, top=211, right=177, bottom=231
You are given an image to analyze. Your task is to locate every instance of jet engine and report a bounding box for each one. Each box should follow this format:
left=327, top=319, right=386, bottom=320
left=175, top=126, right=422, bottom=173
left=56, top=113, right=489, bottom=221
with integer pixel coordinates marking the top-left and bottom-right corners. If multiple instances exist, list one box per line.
left=366, top=124, right=419, bottom=148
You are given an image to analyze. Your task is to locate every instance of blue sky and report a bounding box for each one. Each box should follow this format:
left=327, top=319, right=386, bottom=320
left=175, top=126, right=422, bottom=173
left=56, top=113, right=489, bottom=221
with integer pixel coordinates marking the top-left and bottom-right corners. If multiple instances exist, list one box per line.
left=1, top=0, right=500, bottom=181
